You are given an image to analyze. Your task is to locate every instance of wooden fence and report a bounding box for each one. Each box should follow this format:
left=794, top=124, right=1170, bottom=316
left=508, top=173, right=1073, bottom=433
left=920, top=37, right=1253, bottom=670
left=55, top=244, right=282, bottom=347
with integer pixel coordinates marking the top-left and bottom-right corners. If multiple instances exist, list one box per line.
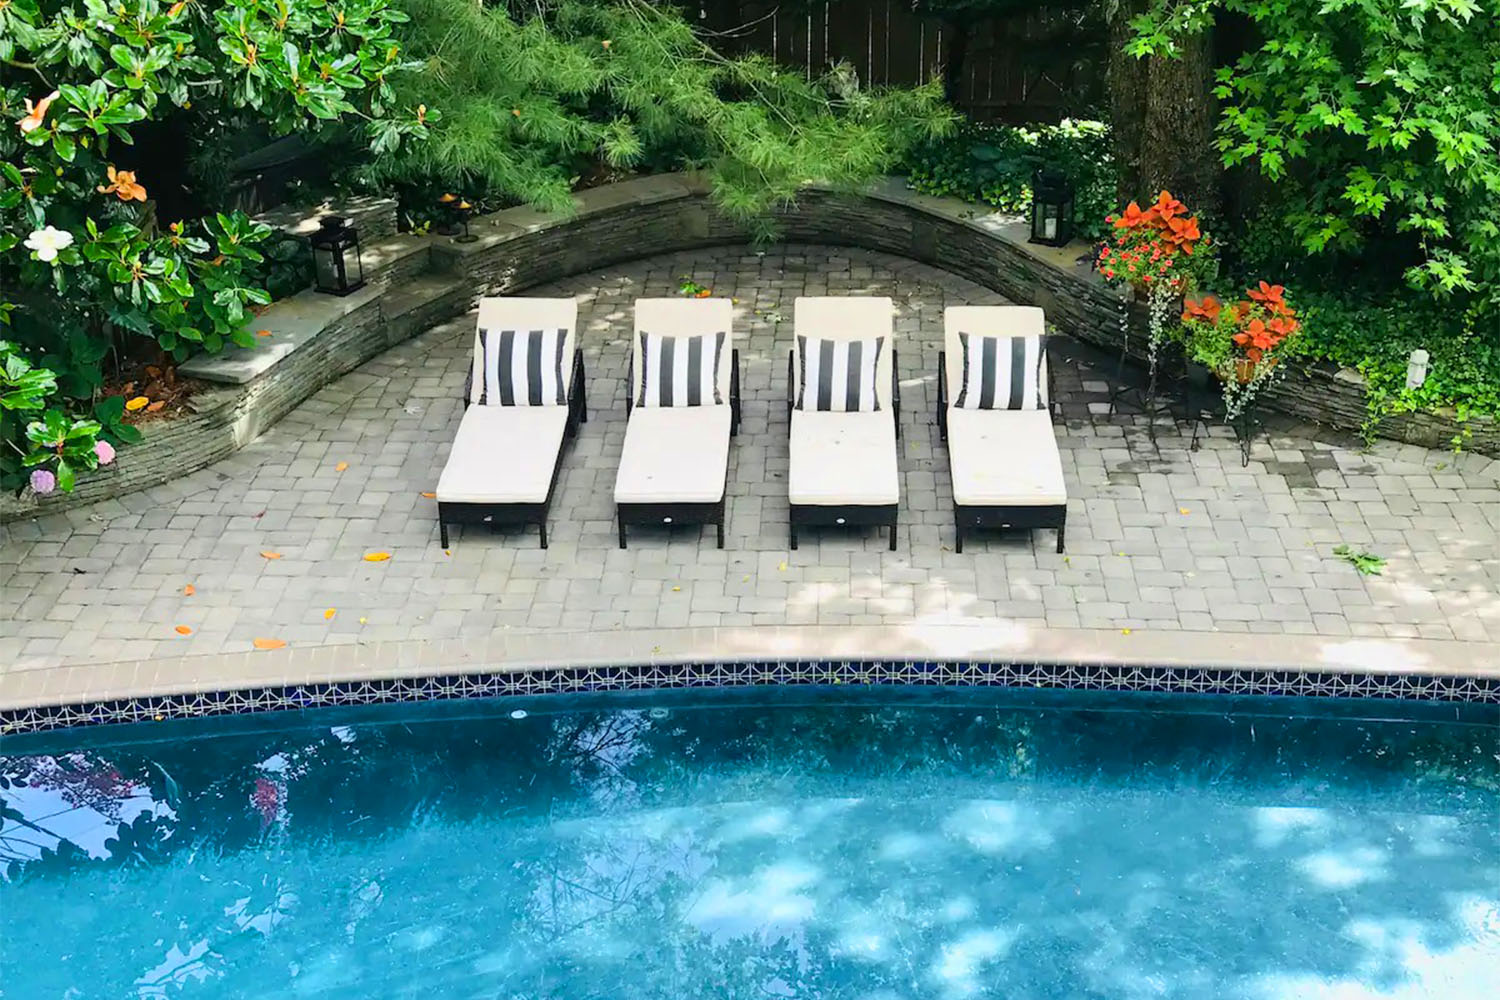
left=697, top=0, right=1104, bottom=122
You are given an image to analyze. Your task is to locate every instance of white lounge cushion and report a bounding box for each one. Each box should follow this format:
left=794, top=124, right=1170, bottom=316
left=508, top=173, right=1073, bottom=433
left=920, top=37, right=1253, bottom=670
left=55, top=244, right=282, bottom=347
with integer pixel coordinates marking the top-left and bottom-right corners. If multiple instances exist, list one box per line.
left=946, top=407, right=1066, bottom=506
left=436, top=404, right=569, bottom=504
left=615, top=405, right=731, bottom=504
left=789, top=409, right=899, bottom=506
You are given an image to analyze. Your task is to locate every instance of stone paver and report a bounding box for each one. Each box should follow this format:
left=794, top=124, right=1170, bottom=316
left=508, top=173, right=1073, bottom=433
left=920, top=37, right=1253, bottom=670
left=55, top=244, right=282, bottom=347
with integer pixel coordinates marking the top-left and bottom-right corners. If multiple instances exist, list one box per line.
left=2, top=245, right=1498, bottom=674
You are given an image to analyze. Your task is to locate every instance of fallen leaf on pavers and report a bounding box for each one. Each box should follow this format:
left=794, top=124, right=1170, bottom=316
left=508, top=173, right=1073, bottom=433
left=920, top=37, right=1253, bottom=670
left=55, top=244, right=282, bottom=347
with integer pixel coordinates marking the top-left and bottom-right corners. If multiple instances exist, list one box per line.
left=257, top=329, right=272, bottom=338
left=146, top=400, right=165, bottom=412
left=1121, top=628, right=1132, bottom=635
left=175, top=625, right=192, bottom=635
left=324, top=608, right=336, bottom=620
left=672, top=586, right=681, bottom=592
left=253, top=510, right=265, bottom=519
left=778, top=561, right=787, bottom=572
left=1178, top=508, right=1191, bottom=515
left=358, top=617, right=368, bottom=625
left=260, top=551, right=282, bottom=560
left=420, top=492, right=436, bottom=498
left=183, top=583, right=195, bottom=596
left=125, top=396, right=150, bottom=411
left=335, top=461, right=348, bottom=472
left=364, top=552, right=391, bottom=562
left=743, top=575, right=750, bottom=582
left=253, top=638, right=287, bottom=650
left=444, top=549, right=451, bottom=556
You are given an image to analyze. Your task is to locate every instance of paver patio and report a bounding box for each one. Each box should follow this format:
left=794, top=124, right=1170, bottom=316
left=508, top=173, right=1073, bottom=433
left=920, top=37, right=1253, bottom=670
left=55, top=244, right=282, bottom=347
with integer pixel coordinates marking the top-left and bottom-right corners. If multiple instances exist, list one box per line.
left=3, top=245, right=1499, bottom=676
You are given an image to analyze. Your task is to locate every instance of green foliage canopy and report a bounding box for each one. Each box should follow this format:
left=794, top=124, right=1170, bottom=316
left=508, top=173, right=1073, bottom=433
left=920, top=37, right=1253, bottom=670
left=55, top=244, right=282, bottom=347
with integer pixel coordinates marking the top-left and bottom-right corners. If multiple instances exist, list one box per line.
left=1128, top=0, right=1500, bottom=308
left=379, top=0, right=956, bottom=235
left=0, top=0, right=430, bottom=492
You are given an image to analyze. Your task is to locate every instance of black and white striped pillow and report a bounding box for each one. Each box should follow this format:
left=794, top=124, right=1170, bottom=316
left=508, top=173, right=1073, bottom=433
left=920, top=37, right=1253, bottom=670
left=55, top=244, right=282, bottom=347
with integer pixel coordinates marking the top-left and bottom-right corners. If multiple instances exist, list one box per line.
left=636, top=331, right=725, bottom=407
left=796, top=335, right=884, bottom=412
left=955, top=332, right=1046, bottom=410
left=477, top=328, right=568, bottom=406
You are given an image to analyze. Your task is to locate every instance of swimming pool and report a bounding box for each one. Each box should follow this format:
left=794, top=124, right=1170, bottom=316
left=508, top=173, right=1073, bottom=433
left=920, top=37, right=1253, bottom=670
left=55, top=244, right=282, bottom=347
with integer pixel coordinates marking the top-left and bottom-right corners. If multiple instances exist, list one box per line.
left=1, top=687, right=1496, bottom=998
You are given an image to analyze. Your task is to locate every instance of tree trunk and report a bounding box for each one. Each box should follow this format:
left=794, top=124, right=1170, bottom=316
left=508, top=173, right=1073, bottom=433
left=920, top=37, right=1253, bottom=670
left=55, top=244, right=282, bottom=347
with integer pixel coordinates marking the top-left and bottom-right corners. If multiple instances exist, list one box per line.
left=1107, top=1, right=1219, bottom=216
left=1140, top=29, right=1220, bottom=217
left=1106, top=0, right=1148, bottom=201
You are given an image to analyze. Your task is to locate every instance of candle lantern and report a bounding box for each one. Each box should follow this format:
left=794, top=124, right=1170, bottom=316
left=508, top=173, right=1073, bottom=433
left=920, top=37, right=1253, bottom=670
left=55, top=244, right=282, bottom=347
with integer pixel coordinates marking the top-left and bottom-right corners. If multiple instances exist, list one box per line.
left=310, top=215, right=365, bottom=296
left=1029, top=170, right=1075, bottom=247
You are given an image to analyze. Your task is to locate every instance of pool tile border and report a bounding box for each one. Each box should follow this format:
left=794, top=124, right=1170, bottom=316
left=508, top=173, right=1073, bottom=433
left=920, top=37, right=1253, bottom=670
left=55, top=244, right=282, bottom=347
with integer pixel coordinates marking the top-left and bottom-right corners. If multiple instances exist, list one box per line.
left=2, top=658, right=1495, bottom=734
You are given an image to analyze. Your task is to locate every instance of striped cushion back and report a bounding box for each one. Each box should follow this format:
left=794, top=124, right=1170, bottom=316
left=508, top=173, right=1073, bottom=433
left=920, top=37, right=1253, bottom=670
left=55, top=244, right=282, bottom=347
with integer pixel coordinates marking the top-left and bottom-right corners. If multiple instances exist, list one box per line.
left=796, top=335, right=883, bottom=412
left=637, top=331, right=725, bottom=407
left=476, top=328, right=568, bottom=406
left=955, top=332, right=1045, bottom=410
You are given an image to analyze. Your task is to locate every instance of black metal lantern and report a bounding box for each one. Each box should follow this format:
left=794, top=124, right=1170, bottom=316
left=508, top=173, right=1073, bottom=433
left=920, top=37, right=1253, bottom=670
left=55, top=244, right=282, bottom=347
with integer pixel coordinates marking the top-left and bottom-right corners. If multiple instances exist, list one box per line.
left=310, top=215, right=365, bottom=296
left=1029, top=170, right=1075, bottom=247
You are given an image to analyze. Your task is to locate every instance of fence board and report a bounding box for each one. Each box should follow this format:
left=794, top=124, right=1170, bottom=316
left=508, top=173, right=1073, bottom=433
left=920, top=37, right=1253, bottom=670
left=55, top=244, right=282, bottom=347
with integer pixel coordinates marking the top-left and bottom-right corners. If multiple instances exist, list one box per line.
left=702, top=0, right=1102, bottom=122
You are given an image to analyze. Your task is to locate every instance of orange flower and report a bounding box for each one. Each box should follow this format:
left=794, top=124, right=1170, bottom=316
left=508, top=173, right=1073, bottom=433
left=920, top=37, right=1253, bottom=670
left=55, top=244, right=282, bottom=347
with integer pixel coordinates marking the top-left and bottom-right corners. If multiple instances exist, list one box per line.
left=1165, top=215, right=1200, bottom=248
left=1113, top=201, right=1152, bottom=230
left=1247, top=281, right=1285, bottom=307
left=1267, top=315, right=1299, bottom=339
left=1151, top=190, right=1185, bottom=223
left=168, top=0, right=187, bottom=15
left=18, top=91, right=60, bottom=134
left=98, top=165, right=147, bottom=202
left=1182, top=295, right=1222, bottom=323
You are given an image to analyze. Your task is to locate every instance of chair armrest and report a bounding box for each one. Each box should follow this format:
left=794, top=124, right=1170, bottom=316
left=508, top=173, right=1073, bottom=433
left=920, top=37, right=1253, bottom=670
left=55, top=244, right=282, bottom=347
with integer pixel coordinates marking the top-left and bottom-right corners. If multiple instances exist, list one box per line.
left=892, top=347, right=901, bottom=440
left=730, top=348, right=741, bottom=434
left=625, top=356, right=633, bottom=417
left=786, top=349, right=795, bottom=425
left=1045, top=340, right=1059, bottom=421
left=461, top=371, right=473, bottom=409
left=937, top=350, right=947, bottom=440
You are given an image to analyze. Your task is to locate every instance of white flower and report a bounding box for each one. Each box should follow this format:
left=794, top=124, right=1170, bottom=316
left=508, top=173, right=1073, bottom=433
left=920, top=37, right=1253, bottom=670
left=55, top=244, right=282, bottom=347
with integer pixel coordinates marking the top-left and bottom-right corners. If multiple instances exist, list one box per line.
left=24, top=225, right=74, bottom=263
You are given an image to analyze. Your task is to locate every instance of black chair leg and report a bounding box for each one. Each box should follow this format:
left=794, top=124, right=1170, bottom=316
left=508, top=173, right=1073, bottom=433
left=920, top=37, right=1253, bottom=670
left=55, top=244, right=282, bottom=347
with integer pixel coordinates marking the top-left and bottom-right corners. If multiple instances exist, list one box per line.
left=440, top=522, right=449, bottom=548
left=538, top=521, right=548, bottom=549
left=618, top=519, right=627, bottom=549
left=889, top=520, right=897, bottom=551
left=1056, top=518, right=1066, bottom=553
left=789, top=525, right=798, bottom=551
left=954, top=521, right=963, bottom=554
left=716, top=518, right=725, bottom=549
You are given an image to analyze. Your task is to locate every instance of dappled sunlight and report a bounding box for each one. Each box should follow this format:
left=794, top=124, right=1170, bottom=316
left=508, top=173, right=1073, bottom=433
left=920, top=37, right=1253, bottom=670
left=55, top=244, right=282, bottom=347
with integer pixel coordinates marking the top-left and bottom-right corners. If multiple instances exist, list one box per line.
left=942, top=800, right=1055, bottom=855
left=1297, top=846, right=1391, bottom=890
left=931, top=927, right=1019, bottom=997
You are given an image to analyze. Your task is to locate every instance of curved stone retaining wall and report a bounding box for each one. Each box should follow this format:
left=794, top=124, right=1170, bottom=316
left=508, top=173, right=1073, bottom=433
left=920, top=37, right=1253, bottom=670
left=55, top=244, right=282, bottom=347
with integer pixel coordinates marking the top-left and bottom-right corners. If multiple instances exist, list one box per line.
left=4, top=172, right=1492, bottom=523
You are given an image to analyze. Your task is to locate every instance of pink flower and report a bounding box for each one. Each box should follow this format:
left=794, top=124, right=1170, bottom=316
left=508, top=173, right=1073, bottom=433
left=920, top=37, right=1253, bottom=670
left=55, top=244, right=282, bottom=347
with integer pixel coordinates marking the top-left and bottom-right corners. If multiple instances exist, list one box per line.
left=94, top=440, right=116, bottom=465
left=30, top=469, right=56, bottom=494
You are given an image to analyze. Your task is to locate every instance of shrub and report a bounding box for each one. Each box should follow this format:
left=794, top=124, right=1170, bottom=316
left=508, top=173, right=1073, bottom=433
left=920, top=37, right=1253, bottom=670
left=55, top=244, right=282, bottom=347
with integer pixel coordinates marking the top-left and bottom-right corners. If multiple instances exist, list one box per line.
left=904, top=119, right=1117, bottom=240
left=0, top=0, right=431, bottom=493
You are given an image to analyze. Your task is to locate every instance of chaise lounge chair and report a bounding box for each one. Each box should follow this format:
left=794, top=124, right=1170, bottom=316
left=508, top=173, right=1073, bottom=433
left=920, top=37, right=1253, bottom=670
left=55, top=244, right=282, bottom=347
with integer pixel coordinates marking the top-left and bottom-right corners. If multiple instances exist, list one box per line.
left=787, top=296, right=900, bottom=550
left=615, top=297, right=740, bottom=548
left=435, top=297, right=587, bottom=549
left=938, top=305, right=1067, bottom=553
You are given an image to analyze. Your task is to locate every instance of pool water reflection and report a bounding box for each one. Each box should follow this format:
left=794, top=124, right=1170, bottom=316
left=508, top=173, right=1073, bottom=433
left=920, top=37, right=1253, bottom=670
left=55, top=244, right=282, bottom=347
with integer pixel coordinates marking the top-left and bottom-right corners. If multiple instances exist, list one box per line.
left=1, top=687, right=1496, bottom=998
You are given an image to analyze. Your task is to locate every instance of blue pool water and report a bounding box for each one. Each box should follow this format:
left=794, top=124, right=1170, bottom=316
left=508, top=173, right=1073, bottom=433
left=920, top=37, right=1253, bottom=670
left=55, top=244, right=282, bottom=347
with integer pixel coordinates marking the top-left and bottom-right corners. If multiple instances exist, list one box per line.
left=1, top=687, right=1496, bottom=998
